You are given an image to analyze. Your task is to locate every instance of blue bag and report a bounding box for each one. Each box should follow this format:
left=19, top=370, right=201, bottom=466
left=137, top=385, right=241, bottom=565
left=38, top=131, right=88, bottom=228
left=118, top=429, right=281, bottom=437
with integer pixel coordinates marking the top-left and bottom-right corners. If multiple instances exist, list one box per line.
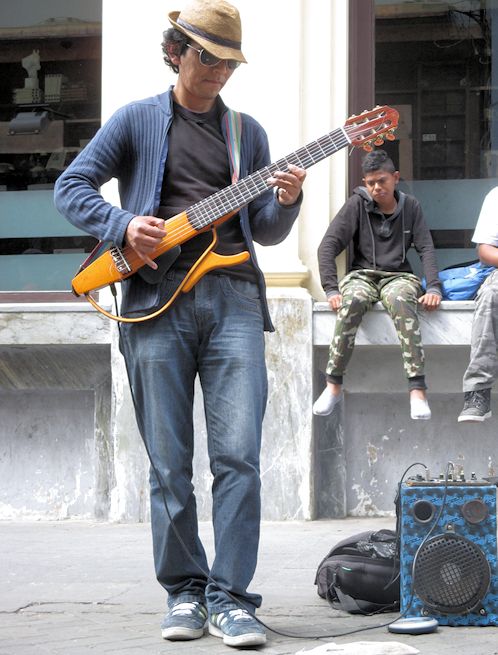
left=437, top=261, right=495, bottom=300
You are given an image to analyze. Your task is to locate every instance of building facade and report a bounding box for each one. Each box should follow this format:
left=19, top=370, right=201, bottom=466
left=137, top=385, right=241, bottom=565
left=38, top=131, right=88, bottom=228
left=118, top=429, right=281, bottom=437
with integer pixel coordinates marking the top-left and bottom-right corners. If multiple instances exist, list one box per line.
left=1, top=0, right=497, bottom=521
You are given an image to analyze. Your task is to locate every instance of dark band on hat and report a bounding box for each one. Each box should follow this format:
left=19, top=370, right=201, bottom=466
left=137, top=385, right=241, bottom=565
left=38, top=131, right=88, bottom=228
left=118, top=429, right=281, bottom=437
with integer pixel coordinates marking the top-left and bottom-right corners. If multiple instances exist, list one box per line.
left=177, top=17, right=241, bottom=49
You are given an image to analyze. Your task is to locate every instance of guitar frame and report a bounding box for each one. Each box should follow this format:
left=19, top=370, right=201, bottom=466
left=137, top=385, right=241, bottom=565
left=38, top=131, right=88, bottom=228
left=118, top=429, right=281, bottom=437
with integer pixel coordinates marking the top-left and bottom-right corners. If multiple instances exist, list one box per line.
left=86, top=226, right=250, bottom=323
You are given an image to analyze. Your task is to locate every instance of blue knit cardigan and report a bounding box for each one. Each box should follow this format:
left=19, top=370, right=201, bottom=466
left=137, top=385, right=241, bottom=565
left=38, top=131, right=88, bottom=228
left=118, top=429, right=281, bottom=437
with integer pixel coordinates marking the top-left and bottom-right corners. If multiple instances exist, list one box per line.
left=54, top=87, right=302, bottom=330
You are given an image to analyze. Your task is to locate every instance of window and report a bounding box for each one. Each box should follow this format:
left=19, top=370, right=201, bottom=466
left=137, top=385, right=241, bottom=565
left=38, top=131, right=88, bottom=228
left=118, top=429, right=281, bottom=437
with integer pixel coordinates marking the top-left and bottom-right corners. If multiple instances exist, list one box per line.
left=0, top=0, right=101, bottom=293
left=374, top=0, right=498, bottom=271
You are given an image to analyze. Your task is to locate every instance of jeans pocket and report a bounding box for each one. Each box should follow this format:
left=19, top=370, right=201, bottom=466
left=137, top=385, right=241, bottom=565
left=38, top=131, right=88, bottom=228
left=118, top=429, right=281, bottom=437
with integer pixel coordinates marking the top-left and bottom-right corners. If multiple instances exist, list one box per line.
left=219, top=276, right=260, bottom=309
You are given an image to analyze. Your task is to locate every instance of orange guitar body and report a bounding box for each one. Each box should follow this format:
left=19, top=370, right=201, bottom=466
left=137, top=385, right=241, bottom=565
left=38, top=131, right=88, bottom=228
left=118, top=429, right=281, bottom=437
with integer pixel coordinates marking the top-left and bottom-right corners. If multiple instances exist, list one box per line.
left=72, top=209, right=239, bottom=296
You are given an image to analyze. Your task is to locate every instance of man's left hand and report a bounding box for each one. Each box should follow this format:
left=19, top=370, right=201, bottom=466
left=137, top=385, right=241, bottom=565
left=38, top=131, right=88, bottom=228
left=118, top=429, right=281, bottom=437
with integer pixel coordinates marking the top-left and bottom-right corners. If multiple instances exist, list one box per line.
left=418, top=293, right=441, bottom=311
left=269, top=164, right=306, bottom=206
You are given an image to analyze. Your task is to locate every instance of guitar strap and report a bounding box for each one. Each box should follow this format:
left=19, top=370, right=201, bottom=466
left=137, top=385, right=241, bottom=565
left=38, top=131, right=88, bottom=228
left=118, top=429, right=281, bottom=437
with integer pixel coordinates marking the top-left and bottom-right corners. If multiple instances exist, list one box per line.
left=225, top=108, right=242, bottom=183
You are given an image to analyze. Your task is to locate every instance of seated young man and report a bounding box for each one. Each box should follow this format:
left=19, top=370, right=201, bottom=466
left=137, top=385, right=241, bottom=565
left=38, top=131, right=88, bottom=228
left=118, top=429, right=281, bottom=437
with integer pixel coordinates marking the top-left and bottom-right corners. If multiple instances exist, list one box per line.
left=458, top=186, right=498, bottom=423
left=314, top=149, right=441, bottom=420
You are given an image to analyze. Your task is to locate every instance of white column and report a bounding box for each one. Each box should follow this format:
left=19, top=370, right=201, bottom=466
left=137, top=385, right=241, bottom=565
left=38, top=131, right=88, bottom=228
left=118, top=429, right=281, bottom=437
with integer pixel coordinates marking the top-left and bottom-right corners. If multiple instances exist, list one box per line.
left=299, top=0, right=350, bottom=300
left=101, top=0, right=318, bottom=286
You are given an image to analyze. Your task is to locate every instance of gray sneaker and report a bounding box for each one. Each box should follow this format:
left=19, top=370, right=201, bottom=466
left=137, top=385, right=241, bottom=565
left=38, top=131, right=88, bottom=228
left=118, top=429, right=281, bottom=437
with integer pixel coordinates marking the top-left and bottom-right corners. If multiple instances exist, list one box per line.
left=161, top=601, right=207, bottom=640
left=458, top=389, right=492, bottom=423
left=209, top=608, right=266, bottom=647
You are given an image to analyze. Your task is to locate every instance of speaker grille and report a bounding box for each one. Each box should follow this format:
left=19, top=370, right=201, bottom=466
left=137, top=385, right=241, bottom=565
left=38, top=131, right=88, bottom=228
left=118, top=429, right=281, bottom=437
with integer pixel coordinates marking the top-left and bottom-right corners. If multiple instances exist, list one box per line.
left=413, top=532, right=490, bottom=614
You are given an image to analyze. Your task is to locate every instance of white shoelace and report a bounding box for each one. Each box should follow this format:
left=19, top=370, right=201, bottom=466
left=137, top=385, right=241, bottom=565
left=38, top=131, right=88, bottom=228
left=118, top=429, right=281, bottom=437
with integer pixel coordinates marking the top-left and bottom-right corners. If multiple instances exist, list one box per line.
left=220, top=609, right=252, bottom=624
left=171, top=602, right=201, bottom=616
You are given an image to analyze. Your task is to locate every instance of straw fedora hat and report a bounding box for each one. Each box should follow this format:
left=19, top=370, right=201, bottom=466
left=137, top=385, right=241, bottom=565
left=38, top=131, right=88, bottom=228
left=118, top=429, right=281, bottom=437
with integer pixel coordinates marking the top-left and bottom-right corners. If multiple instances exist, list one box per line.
left=168, top=0, right=246, bottom=63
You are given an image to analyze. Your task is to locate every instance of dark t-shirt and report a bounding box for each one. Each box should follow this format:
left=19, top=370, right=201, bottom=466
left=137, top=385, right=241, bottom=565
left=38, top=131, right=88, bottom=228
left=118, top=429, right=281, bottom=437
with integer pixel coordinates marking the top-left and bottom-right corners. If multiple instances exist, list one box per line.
left=159, top=102, right=256, bottom=282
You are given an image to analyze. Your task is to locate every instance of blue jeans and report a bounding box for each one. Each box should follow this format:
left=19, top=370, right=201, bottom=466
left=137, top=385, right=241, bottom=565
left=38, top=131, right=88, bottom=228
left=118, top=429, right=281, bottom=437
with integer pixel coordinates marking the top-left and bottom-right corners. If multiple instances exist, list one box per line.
left=119, top=272, right=267, bottom=613
left=463, top=269, right=498, bottom=391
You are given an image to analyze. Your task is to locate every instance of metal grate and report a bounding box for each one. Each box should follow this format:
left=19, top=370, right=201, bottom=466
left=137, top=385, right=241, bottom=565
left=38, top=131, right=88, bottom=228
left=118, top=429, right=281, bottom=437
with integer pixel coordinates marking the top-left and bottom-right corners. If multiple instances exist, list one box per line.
left=413, top=532, right=490, bottom=614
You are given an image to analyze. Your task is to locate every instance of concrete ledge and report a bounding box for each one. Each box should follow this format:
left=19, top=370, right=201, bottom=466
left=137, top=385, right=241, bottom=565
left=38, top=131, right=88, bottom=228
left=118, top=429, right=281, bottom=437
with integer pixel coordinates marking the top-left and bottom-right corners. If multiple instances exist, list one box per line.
left=0, top=303, right=111, bottom=345
left=313, top=300, right=475, bottom=347
left=0, top=302, right=101, bottom=313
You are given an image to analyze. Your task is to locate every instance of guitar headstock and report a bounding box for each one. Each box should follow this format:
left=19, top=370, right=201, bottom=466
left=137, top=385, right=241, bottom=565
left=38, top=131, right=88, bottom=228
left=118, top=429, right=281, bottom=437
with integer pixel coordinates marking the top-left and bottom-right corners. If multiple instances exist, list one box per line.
left=345, top=106, right=399, bottom=151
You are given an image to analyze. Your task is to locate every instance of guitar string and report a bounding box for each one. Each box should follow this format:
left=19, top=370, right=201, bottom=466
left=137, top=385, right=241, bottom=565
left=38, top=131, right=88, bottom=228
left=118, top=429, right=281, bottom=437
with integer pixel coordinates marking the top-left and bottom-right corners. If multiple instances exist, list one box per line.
left=117, top=129, right=350, bottom=271
left=170, top=118, right=390, bottom=231
left=184, top=129, right=350, bottom=229
left=114, top=118, right=391, bottom=271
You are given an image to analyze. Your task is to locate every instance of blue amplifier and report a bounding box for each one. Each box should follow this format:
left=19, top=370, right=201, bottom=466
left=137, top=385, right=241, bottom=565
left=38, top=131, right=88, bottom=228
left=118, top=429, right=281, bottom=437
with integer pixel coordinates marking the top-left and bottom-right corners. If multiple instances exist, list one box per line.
left=399, top=479, right=498, bottom=626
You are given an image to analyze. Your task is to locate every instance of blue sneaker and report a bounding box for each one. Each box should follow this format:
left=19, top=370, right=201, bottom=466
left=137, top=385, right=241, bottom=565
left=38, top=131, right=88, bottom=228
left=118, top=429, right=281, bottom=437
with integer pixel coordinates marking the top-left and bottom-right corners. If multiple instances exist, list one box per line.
left=161, top=601, right=207, bottom=640
left=208, top=608, right=266, bottom=647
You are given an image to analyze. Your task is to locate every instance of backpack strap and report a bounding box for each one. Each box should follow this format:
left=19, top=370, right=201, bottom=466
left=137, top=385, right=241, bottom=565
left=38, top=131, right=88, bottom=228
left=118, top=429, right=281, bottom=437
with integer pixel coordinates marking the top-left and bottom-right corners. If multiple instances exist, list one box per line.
left=225, top=108, right=242, bottom=183
left=333, top=586, right=367, bottom=614
left=333, top=586, right=399, bottom=615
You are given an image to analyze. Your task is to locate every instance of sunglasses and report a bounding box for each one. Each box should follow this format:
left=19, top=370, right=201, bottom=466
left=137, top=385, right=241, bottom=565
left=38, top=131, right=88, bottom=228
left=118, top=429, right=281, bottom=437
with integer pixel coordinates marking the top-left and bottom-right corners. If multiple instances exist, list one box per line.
left=186, top=43, right=240, bottom=71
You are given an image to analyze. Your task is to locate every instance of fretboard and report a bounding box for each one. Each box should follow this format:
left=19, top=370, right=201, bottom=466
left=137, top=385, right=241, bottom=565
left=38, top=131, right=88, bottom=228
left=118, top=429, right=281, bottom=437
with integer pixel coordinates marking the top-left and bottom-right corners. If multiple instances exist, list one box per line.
left=187, top=125, right=350, bottom=231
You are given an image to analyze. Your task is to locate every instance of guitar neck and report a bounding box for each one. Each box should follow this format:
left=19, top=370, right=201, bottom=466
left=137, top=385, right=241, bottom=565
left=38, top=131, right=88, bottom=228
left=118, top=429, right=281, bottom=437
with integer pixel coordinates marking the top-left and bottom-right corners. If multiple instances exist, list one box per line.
left=186, top=125, right=350, bottom=231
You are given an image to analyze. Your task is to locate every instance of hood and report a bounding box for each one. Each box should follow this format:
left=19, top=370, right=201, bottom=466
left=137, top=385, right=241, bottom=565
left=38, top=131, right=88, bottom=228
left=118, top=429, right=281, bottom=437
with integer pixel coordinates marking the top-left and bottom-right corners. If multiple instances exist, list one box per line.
left=353, top=186, right=406, bottom=219
left=354, top=186, right=407, bottom=240
left=353, top=186, right=409, bottom=265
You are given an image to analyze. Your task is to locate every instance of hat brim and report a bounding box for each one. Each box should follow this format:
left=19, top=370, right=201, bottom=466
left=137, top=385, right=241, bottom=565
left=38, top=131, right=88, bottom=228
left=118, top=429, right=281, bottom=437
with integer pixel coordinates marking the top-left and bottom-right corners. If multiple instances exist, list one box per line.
left=168, top=10, right=247, bottom=63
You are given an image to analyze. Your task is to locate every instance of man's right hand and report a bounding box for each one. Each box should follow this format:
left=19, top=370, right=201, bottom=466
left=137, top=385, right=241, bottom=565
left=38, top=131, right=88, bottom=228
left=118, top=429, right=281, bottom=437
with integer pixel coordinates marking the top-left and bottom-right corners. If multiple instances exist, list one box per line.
left=328, top=294, right=342, bottom=311
left=125, top=215, right=166, bottom=270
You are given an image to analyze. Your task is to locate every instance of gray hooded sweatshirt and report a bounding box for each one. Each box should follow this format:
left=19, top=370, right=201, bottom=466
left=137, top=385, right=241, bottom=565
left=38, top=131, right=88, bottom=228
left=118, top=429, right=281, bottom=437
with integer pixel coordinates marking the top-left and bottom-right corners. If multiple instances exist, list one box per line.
left=318, top=186, right=442, bottom=297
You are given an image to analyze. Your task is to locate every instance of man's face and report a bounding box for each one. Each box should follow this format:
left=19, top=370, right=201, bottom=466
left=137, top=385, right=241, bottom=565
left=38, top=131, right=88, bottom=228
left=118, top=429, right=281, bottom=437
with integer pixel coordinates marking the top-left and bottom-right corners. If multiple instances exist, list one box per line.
left=175, top=41, right=235, bottom=107
left=363, top=169, right=400, bottom=208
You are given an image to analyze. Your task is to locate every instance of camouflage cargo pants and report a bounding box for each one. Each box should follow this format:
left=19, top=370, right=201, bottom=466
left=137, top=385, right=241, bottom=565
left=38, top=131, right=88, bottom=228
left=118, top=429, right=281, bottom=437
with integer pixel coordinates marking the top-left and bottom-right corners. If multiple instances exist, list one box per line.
left=463, top=269, right=498, bottom=392
left=326, top=269, right=425, bottom=381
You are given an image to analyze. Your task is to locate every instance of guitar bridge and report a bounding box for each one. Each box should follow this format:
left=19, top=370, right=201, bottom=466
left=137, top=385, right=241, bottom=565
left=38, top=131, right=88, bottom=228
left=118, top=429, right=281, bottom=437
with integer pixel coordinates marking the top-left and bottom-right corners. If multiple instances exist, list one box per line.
left=110, top=246, right=132, bottom=275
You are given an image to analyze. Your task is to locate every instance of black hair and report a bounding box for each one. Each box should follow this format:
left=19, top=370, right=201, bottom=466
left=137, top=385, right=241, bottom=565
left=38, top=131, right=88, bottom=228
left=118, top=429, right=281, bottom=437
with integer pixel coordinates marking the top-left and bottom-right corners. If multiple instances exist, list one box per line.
left=161, top=27, right=189, bottom=73
left=361, top=149, right=396, bottom=175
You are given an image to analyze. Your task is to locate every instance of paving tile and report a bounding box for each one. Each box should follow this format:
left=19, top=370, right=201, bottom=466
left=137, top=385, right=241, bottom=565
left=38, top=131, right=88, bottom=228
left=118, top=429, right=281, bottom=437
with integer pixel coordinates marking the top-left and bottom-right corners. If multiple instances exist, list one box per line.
left=1, top=519, right=498, bottom=655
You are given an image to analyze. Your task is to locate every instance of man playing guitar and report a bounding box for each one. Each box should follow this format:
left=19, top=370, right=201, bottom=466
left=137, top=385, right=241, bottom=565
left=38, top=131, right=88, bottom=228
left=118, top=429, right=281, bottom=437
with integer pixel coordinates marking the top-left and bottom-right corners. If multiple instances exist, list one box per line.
left=55, top=0, right=305, bottom=647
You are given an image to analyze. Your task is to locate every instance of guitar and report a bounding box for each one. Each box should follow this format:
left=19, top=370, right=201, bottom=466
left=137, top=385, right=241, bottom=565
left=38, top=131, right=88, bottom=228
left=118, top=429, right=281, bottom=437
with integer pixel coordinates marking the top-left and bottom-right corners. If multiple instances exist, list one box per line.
left=72, top=105, right=398, bottom=322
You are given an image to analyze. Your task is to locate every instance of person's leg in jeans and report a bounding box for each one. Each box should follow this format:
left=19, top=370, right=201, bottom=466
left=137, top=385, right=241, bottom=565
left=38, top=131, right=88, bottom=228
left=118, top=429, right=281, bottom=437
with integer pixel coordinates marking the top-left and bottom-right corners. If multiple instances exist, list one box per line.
left=463, top=271, right=498, bottom=391
left=459, top=270, right=498, bottom=422
left=197, top=275, right=267, bottom=614
left=119, top=274, right=210, bottom=608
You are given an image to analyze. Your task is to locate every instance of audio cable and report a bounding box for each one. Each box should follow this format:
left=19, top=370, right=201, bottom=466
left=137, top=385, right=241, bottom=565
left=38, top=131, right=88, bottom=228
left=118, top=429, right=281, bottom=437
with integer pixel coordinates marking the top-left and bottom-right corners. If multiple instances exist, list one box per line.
left=116, top=304, right=439, bottom=640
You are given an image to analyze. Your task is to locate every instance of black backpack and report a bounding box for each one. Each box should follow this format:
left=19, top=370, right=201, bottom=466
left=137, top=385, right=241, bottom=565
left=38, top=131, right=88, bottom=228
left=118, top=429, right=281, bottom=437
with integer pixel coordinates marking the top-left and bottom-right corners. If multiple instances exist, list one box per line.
left=314, top=529, right=400, bottom=614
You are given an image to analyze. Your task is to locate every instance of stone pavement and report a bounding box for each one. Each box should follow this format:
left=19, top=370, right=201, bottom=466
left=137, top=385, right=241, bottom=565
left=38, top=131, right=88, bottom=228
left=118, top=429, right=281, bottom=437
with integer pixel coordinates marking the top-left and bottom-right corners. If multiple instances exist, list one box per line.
left=1, top=517, right=497, bottom=655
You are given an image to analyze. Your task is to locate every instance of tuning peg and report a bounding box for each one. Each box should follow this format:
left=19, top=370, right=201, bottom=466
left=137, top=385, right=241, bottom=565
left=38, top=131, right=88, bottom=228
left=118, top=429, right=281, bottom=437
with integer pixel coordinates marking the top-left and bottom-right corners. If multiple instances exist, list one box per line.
left=374, top=137, right=384, bottom=146
left=362, top=143, right=373, bottom=152
left=386, top=131, right=396, bottom=141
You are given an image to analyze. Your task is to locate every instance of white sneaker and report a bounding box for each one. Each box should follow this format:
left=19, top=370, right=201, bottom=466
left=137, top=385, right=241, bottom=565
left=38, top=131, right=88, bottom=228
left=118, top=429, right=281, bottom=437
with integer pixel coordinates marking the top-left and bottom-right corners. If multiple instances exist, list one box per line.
left=410, top=397, right=431, bottom=420
left=313, top=387, right=343, bottom=416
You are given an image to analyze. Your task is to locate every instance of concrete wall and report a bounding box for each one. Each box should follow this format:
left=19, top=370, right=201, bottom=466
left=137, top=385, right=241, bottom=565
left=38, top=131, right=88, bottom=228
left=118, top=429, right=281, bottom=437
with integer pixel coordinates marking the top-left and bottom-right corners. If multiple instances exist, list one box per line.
left=0, top=289, right=314, bottom=522
left=313, top=301, right=498, bottom=519
left=3, top=298, right=491, bottom=523
left=0, top=306, right=112, bottom=519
